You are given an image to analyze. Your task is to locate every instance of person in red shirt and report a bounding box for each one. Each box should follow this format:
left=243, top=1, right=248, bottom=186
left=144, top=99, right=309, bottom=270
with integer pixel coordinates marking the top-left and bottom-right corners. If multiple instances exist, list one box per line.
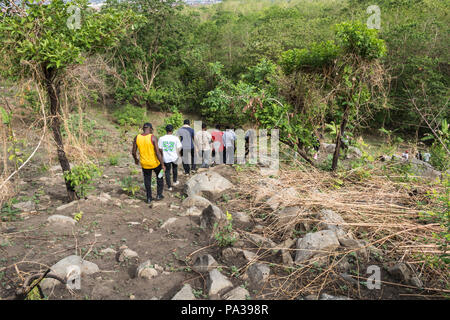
left=211, top=124, right=224, bottom=165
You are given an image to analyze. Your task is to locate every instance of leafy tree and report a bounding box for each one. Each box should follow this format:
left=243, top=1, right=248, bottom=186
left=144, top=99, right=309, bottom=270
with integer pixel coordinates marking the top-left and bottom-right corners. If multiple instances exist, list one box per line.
left=0, top=0, right=140, bottom=200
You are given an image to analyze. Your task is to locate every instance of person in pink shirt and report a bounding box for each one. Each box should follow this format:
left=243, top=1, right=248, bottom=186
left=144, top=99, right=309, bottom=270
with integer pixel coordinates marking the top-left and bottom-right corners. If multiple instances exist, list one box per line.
left=211, top=124, right=224, bottom=165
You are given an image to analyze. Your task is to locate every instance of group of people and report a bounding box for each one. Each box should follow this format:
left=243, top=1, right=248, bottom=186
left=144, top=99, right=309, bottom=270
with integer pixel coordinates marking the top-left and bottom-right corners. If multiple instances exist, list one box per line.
left=131, top=120, right=239, bottom=204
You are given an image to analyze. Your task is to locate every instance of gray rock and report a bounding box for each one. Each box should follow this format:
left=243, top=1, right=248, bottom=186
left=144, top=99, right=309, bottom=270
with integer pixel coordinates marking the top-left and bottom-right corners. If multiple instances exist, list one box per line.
left=184, top=171, right=233, bottom=200
left=339, top=238, right=368, bottom=259
left=222, top=248, right=257, bottom=263
left=346, top=146, right=362, bottom=159
left=100, top=248, right=116, bottom=255
left=47, top=215, right=77, bottom=226
left=12, top=200, right=36, bottom=212
left=231, top=211, right=250, bottom=224
left=266, top=187, right=298, bottom=210
left=320, top=293, right=352, bottom=300
left=117, top=248, right=139, bottom=262
left=56, top=201, right=78, bottom=212
left=41, top=255, right=99, bottom=290
left=294, top=230, right=340, bottom=264
left=182, top=195, right=212, bottom=210
left=321, top=143, right=336, bottom=154
left=136, top=260, right=158, bottom=279
left=192, top=254, right=218, bottom=273
left=200, top=205, right=226, bottom=230
left=160, top=217, right=178, bottom=229
left=245, top=232, right=277, bottom=249
left=247, top=263, right=270, bottom=285
left=410, top=276, right=424, bottom=289
left=172, top=284, right=196, bottom=300
left=319, top=209, right=349, bottom=238
left=223, top=286, right=250, bottom=300
left=207, top=269, right=233, bottom=295
left=408, top=158, right=441, bottom=179
left=388, top=262, right=412, bottom=283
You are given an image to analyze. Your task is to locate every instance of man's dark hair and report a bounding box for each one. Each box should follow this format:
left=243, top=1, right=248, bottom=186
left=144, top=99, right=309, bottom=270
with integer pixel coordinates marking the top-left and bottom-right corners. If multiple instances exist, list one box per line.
left=183, top=119, right=190, bottom=125
left=215, top=124, right=221, bottom=130
left=165, top=124, right=173, bottom=133
left=143, top=123, right=152, bottom=129
left=202, top=123, right=207, bottom=129
left=225, top=125, right=230, bottom=130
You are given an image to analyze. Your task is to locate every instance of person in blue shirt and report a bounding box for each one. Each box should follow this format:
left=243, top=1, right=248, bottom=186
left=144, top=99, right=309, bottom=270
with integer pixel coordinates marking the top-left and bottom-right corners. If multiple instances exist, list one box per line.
left=176, top=119, right=196, bottom=174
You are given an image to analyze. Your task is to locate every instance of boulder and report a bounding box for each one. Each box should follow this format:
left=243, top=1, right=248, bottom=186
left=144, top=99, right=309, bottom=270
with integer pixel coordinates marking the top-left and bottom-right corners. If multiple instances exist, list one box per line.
left=184, top=171, right=233, bottom=200
left=12, top=200, right=36, bottom=212
left=56, top=201, right=78, bottom=212
left=294, top=230, right=340, bottom=264
left=245, top=232, right=277, bottom=250
left=136, top=260, right=158, bottom=280
left=192, top=254, right=218, bottom=273
left=318, top=209, right=349, bottom=238
left=222, top=248, right=257, bottom=263
left=223, top=287, right=250, bottom=300
left=200, top=205, right=226, bottom=230
left=408, top=158, right=441, bottom=179
left=160, top=217, right=178, bottom=229
left=41, top=255, right=99, bottom=290
left=207, top=269, right=233, bottom=296
left=47, top=215, right=77, bottom=226
left=247, top=263, right=270, bottom=286
left=339, top=238, right=368, bottom=259
left=182, top=195, right=212, bottom=210
left=388, top=262, right=423, bottom=288
left=116, top=248, right=139, bottom=262
left=231, top=211, right=251, bottom=224
left=321, top=143, right=336, bottom=154
left=172, top=284, right=196, bottom=300
left=346, top=146, right=362, bottom=159
left=266, top=187, right=298, bottom=210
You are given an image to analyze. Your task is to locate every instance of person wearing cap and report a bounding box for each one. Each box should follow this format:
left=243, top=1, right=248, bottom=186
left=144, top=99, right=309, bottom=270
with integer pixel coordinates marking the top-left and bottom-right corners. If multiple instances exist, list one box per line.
left=132, top=123, right=165, bottom=204
left=158, top=124, right=182, bottom=191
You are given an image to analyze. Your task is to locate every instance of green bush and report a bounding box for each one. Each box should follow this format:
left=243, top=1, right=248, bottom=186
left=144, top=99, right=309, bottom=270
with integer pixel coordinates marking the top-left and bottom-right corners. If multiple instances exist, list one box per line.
left=119, top=176, right=141, bottom=197
left=64, top=164, right=103, bottom=199
left=156, top=109, right=184, bottom=136
left=113, top=104, right=147, bottom=127
left=280, top=40, right=340, bottom=74
left=335, top=21, right=387, bottom=60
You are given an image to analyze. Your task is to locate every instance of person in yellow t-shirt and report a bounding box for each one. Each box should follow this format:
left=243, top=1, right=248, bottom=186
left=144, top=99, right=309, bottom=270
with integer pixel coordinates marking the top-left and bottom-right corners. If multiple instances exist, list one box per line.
left=132, top=123, right=166, bottom=204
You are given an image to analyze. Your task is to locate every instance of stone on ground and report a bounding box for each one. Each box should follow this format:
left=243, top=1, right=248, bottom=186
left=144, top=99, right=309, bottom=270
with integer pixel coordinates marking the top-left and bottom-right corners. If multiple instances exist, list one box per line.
left=247, top=263, right=271, bottom=286
left=223, top=286, right=250, bottom=300
left=207, top=269, right=233, bottom=296
left=294, top=230, right=340, bottom=264
left=182, top=195, right=212, bottom=210
left=266, top=187, right=298, bottom=210
left=136, top=260, right=158, bottom=279
left=318, top=209, right=349, bottom=238
left=117, top=247, right=139, bottom=262
left=172, top=283, right=196, bottom=300
left=200, top=205, right=226, bottom=230
left=192, top=254, right=218, bottom=273
left=184, top=171, right=233, bottom=200
left=47, top=215, right=77, bottom=226
left=41, top=255, right=99, bottom=290
left=13, top=200, right=36, bottom=212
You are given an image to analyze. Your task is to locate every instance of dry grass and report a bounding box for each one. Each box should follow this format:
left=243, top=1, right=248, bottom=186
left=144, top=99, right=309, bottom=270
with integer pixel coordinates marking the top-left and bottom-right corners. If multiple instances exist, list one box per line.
left=228, top=151, right=448, bottom=299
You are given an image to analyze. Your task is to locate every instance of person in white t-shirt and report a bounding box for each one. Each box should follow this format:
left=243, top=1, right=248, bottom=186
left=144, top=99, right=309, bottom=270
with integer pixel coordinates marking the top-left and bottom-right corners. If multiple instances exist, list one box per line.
left=158, top=124, right=182, bottom=191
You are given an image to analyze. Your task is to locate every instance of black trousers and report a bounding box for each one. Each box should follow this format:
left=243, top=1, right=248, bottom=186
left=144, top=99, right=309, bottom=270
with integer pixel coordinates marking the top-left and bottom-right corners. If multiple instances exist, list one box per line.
left=164, top=161, right=178, bottom=188
left=181, top=148, right=196, bottom=174
left=142, top=164, right=163, bottom=200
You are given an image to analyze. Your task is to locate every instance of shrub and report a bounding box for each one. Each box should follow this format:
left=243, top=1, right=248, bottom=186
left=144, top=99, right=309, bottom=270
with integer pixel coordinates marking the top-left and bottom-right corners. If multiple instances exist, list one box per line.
left=214, top=211, right=237, bottom=247
left=156, top=108, right=184, bottom=136
left=119, top=176, right=141, bottom=197
left=64, top=164, right=103, bottom=199
left=113, top=104, right=147, bottom=127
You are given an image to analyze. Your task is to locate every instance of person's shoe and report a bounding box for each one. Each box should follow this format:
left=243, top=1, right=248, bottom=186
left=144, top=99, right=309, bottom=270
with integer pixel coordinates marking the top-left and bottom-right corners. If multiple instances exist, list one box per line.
left=173, top=181, right=180, bottom=186
left=156, top=195, right=164, bottom=201
left=168, top=187, right=173, bottom=191
left=146, top=198, right=153, bottom=204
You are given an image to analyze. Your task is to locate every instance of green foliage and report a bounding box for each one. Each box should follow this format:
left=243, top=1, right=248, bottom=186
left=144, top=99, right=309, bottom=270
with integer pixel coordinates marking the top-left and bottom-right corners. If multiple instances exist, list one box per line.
left=214, top=211, right=237, bottom=247
left=0, top=107, right=11, bottom=125
left=422, top=119, right=450, bottom=171
left=1, top=201, right=21, bottom=222
left=119, top=176, right=141, bottom=197
left=108, top=154, right=119, bottom=166
left=419, top=174, right=450, bottom=265
left=335, top=21, right=386, bottom=59
left=156, top=109, right=184, bottom=136
left=63, top=163, right=103, bottom=198
left=113, top=104, right=147, bottom=127
left=62, top=113, right=96, bottom=138
left=280, top=40, right=340, bottom=74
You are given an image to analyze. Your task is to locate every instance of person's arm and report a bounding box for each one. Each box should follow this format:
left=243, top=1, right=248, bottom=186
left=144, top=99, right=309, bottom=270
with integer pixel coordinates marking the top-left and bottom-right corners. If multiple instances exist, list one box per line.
left=152, top=135, right=165, bottom=170
left=132, top=136, right=139, bottom=165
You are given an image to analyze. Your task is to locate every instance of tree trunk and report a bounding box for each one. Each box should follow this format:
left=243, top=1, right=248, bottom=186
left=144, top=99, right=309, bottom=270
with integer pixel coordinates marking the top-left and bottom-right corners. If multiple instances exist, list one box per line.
left=331, top=105, right=350, bottom=172
left=43, top=67, right=77, bottom=201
